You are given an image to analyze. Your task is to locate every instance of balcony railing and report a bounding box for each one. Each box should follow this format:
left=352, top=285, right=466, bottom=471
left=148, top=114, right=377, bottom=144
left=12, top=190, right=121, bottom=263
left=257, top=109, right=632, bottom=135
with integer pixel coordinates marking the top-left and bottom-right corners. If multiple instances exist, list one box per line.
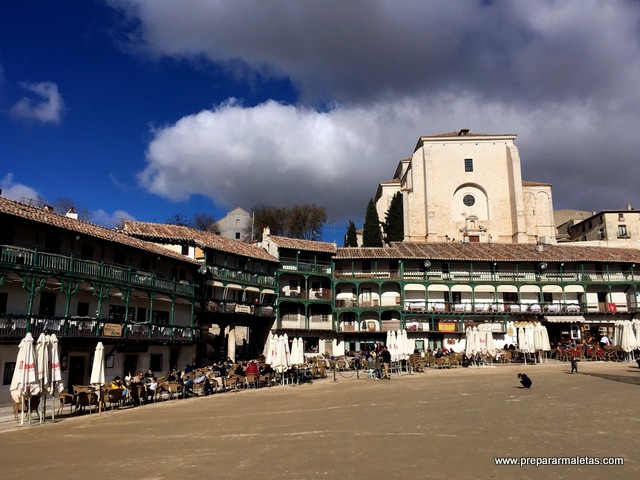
left=279, top=289, right=333, bottom=301
left=0, top=315, right=197, bottom=342
left=279, top=258, right=332, bottom=275
left=205, top=265, right=276, bottom=287
left=336, top=268, right=640, bottom=284
left=204, top=301, right=275, bottom=317
left=402, top=301, right=591, bottom=314
left=0, top=245, right=195, bottom=295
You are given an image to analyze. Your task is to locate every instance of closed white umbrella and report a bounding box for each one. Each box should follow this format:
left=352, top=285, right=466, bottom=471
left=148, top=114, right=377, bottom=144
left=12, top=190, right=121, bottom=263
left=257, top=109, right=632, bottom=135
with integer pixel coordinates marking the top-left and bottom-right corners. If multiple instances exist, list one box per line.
left=90, top=342, right=106, bottom=413
left=296, top=338, right=305, bottom=365
left=465, top=327, right=477, bottom=357
left=620, top=320, right=637, bottom=361
left=10, top=332, right=40, bottom=425
left=265, top=333, right=277, bottom=366
left=273, top=335, right=289, bottom=375
left=477, top=325, right=487, bottom=354
left=49, top=334, right=63, bottom=421
left=262, top=332, right=274, bottom=359
left=632, top=319, right=640, bottom=348
left=290, top=337, right=302, bottom=366
left=35, top=333, right=50, bottom=423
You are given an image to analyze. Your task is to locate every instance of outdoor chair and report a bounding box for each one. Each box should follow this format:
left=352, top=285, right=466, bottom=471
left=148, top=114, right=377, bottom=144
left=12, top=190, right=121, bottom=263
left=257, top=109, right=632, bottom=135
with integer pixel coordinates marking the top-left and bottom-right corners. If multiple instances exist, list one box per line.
left=105, top=389, right=123, bottom=410
left=73, top=386, right=98, bottom=414
left=166, top=381, right=183, bottom=399
left=57, top=392, right=76, bottom=415
left=244, top=373, right=259, bottom=389
left=258, top=373, right=272, bottom=387
left=13, top=395, right=40, bottom=422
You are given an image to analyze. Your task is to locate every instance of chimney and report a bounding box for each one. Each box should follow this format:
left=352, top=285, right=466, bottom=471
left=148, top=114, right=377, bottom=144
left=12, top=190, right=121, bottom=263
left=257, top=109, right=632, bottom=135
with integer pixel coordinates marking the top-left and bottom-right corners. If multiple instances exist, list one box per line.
left=627, top=202, right=632, bottom=211
left=43, top=205, right=54, bottom=212
left=262, top=226, right=271, bottom=241
left=66, top=208, right=78, bottom=220
left=458, top=128, right=470, bottom=136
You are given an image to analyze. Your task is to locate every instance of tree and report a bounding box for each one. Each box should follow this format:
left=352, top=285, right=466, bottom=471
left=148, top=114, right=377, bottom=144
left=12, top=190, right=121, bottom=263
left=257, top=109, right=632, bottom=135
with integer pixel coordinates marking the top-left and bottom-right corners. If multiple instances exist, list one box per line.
left=165, top=213, right=191, bottom=227
left=383, top=192, right=404, bottom=244
left=248, top=203, right=328, bottom=240
left=248, top=204, right=289, bottom=239
left=362, top=199, right=383, bottom=247
left=192, top=213, right=220, bottom=234
left=344, top=220, right=358, bottom=247
left=286, top=204, right=327, bottom=240
left=52, top=197, right=92, bottom=222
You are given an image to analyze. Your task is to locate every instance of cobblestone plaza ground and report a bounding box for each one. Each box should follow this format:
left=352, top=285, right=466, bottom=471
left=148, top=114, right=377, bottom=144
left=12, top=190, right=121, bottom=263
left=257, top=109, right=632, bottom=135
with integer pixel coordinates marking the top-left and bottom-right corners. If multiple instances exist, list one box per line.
left=0, top=361, right=638, bottom=480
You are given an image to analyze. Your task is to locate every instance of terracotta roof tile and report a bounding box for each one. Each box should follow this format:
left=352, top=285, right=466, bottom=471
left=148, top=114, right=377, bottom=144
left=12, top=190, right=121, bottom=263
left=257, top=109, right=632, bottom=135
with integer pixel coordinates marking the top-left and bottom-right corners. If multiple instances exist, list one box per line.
left=335, top=242, right=640, bottom=263
left=522, top=180, right=552, bottom=187
left=267, top=235, right=337, bottom=254
left=123, top=221, right=278, bottom=262
left=0, top=196, right=198, bottom=264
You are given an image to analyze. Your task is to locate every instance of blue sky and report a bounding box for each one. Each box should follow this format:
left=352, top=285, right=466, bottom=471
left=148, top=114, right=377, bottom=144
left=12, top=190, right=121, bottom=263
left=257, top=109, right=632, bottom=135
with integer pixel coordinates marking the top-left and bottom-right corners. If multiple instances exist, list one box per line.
left=3, top=1, right=640, bottom=243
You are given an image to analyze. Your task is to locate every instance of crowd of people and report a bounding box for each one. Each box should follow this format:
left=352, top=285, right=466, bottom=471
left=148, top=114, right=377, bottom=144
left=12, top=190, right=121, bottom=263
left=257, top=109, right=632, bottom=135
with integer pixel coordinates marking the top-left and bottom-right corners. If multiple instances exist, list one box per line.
left=104, top=359, right=272, bottom=405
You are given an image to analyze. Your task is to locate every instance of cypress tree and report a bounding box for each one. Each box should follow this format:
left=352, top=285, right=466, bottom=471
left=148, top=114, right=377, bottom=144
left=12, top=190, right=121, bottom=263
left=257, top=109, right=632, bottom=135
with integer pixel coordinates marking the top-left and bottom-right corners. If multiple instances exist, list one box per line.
left=345, top=220, right=358, bottom=247
left=384, top=192, right=404, bottom=244
left=362, top=199, right=383, bottom=247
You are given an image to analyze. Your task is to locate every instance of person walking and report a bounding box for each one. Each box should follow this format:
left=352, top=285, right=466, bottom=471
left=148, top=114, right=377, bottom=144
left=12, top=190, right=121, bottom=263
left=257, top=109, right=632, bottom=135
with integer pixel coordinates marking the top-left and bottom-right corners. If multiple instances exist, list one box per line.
left=381, top=346, right=392, bottom=380
left=570, top=357, right=578, bottom=374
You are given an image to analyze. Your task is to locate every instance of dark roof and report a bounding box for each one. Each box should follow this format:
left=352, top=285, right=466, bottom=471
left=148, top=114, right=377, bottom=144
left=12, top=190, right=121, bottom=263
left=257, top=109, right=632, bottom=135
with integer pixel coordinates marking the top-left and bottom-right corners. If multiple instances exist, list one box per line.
left=335, top=242, right=640, bottom=263
left=0, top=196, right=197, bottom=264
left=123, top=221, right=277, bottom=262
left=267, top=235, right=337, bottom=254
left=422, top=131, right=516, bottom=138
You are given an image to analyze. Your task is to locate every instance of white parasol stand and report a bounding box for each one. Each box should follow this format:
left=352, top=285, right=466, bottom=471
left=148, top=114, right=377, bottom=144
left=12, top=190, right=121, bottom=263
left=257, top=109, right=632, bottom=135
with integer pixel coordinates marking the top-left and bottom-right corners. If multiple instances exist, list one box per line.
left=10, top=332, right=40, bottom=425
left=90, top=342, right=106, bottom=413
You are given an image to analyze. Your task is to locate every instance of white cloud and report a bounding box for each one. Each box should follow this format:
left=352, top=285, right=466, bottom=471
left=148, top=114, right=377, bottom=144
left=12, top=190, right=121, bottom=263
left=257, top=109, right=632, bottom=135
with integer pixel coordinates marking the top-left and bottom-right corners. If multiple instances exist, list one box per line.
left=115, top=0, right=640, bottom=216
left=91, top=209, right=136, bottom=228
left=0, top=173, right=41, bottom=203
left=10, top=81, right=64, bottom=124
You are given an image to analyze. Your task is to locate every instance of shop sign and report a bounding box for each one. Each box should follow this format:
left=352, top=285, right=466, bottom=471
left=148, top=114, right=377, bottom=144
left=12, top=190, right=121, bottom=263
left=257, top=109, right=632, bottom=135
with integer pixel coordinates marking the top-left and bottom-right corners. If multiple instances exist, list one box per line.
left=103, top=323, right=123, bottom=337
left=438, top=322, right=457, bottom=332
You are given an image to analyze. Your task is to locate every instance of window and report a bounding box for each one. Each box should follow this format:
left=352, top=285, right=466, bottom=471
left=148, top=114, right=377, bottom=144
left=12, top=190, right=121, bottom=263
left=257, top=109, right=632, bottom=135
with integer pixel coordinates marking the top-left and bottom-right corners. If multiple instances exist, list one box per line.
left=235, top=232, right=241, bottom=240
left=152, top=310, right=169, bottom=324
left=618, top=225, right=628, bottom=238
left=503, top=292, right=518, bottom=304
left=619, top=213, right=625, bottom=221
left=80, top=243, right=94, bottom=260
left=140, top=257, right=151, bottom=271
left=0, top=224, right=15, bottom=244
left=77, top=302, right=89, bottom=317
left=114, top=251, right=127, bottom=266
left=0, top=292, right=7, bottom=314
left=181, top=244, right=189, bottom=255
left=3, top=362, right=15, bottom=385
left=463, top=195, right=475, bottom=207
left=149, top=353, right=163, bottom=372
left=464, top=158, right=473, bottom=172
left=38, top=291, right=57, bottom=317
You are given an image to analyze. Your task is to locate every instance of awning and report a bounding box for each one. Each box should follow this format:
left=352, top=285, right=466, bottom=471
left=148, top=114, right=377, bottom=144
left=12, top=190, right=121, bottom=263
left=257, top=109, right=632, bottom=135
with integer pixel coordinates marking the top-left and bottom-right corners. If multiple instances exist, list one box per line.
left=544, top=316, right=585, bottom=323
left=224, top=283, right=243, bottom=290
left=244, top=286, right=260, bottom=292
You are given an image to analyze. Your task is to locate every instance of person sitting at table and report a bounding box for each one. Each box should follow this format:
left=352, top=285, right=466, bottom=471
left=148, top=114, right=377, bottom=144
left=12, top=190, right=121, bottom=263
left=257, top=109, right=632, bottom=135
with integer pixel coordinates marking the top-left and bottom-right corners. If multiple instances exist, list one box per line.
left=233, top=363, right=246, bottom=377
left=146, top=377, right=158, bottom=401
left=109, top=376, right=127, bottom=398
left=167, top=370, right=177, bottom=382
left=245, top=361, right=259, bottom=376
left=261, top=364, right=274, bottom=376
